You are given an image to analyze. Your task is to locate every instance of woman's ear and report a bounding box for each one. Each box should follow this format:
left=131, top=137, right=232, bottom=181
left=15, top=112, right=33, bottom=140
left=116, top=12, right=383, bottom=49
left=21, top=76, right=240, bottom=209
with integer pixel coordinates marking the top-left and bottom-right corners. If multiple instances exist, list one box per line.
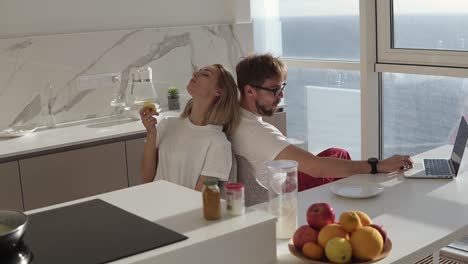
left=215, top=88, right=222, bottom=97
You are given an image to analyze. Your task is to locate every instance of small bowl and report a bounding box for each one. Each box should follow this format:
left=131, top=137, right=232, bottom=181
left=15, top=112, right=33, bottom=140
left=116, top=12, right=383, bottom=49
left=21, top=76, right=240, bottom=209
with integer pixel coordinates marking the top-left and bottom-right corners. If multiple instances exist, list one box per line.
left=0, top=210, right=28, bottom=252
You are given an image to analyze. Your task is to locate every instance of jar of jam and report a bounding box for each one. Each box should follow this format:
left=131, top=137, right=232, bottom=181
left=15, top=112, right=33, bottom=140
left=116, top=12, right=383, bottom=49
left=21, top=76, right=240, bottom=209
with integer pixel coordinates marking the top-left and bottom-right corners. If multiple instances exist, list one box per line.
left=202, top=179, right=221, bottom=220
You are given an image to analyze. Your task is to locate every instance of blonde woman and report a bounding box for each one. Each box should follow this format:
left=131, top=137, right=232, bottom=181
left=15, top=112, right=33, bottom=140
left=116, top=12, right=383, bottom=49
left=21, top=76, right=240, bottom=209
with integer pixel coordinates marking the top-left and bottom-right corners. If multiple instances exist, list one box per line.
left=140, top=64, right=240, bottom=191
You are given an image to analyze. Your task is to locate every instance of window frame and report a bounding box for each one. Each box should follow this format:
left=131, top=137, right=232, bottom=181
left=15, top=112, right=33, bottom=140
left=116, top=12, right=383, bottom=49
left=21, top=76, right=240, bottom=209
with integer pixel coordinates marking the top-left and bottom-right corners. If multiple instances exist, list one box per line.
left=377, top=0, right=468, bottom=68
left=375, top=63, right=468, bottom=78
left=284, top=59, right=359, bottom=71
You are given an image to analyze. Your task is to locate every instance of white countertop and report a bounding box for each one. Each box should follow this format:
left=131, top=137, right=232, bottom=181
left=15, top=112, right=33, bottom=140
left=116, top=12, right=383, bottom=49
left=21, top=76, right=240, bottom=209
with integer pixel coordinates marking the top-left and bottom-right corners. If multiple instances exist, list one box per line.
left=21, top=144, right=468, bottom=263
left=27, top=180, right=277, bottom=264
left=290, top=145, right=468, bottom=264
left=246, top=144, right=468, bottom=264
left=0, top=111, right=179, bottom=161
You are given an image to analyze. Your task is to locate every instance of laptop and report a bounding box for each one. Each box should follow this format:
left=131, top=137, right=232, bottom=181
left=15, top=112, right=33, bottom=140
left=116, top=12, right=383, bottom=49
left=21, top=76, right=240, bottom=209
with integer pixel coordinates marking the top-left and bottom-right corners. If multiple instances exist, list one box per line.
left=405, top=116, right=468, bottom=179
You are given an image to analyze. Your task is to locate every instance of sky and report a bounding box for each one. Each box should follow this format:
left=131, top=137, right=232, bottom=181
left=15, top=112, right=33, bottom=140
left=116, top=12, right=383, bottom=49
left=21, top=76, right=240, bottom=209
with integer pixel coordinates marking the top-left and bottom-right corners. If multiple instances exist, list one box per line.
left=393, top=0, right=468, bottom=14
left=266, top=0, right=468, bottom=17
left=279, top=0, right=358, bottom=16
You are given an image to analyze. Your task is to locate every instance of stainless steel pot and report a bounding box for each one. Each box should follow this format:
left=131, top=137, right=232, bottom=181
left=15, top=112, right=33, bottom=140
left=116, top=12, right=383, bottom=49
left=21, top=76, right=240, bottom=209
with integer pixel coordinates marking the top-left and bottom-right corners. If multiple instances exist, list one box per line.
left=0, top=210, right=28, bottom=253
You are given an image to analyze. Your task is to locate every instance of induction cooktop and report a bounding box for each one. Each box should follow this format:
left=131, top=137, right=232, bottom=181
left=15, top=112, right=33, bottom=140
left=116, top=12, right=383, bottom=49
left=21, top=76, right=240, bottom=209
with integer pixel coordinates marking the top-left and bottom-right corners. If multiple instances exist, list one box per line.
left=21, top=199, right=187, bottom=264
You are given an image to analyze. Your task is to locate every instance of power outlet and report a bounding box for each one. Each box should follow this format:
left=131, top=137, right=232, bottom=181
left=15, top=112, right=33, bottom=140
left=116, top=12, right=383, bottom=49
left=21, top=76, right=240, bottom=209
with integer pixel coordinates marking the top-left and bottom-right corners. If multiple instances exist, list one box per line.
left=77, top=72, right=120, bottom=91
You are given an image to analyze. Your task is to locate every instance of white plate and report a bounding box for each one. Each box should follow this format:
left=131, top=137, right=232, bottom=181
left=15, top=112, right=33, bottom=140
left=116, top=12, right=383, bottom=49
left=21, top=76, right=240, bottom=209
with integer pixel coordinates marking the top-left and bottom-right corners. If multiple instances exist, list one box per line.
left=330, top=182, right=384, bottom=199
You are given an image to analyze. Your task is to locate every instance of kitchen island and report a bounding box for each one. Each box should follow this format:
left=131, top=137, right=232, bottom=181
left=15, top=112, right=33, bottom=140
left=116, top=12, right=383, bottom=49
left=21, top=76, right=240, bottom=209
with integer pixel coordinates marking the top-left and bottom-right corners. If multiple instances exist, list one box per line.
left=25, top=180, right=277, bottom=264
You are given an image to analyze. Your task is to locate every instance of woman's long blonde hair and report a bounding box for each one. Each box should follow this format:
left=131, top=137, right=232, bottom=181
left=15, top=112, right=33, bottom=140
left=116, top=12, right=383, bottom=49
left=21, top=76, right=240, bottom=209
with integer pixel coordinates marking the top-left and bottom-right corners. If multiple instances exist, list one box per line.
left=181, top=64, right=240, bottom=136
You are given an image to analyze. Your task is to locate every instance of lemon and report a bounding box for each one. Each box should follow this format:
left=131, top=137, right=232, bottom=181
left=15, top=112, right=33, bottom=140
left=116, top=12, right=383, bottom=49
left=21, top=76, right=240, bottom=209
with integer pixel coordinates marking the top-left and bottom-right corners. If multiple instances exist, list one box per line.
left=325, top=237, right=352, bottom=264
left=143, top=101, right=156, bottom=112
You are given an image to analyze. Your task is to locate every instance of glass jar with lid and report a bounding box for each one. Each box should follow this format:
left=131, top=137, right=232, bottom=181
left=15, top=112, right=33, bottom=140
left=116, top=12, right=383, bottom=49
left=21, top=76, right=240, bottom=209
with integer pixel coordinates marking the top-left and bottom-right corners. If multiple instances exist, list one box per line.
left=225, top=183, right=245, bottom=216
left=202, top=179, right=221, bottom=220
left=266, top=160, right=298, bottom=239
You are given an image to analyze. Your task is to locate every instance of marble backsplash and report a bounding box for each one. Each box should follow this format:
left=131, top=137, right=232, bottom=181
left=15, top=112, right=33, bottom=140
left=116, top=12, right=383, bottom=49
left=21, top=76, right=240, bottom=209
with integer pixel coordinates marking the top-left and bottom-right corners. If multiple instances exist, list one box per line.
left=0, top=24, right=251, bottom=131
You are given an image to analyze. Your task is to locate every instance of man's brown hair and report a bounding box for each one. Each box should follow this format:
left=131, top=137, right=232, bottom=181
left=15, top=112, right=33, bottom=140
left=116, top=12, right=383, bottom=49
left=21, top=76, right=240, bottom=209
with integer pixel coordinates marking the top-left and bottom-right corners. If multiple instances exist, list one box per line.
left=235, top=53, right=287, bottom=96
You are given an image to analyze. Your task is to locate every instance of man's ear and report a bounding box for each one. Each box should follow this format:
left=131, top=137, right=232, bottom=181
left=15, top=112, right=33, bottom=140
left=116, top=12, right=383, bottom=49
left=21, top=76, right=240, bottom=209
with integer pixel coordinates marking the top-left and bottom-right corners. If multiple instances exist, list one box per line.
left=244, top=85, right=256, bottom=97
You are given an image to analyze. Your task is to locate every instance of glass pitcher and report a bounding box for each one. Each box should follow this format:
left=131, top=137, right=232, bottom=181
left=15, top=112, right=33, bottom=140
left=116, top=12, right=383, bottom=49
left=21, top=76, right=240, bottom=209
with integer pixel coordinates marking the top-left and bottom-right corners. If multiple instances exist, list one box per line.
left=125, top=66, right=160, bottom=120
left=265, top=160, right=298, bottom=239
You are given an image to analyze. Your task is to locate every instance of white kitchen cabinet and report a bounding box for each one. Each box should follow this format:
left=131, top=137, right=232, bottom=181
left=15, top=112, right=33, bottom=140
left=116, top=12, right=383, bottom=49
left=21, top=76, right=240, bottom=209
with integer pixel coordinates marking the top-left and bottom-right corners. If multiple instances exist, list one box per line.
left=0, top=161, right=23, bottom=211
left=125, top=137, right=146, bottom=187
left=19, top=142, right=128, bottom=210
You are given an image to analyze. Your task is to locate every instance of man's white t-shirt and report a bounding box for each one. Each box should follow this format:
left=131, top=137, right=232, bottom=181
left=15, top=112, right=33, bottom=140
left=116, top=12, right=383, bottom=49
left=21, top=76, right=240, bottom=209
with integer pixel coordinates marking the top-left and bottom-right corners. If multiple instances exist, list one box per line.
left=231, top=108, right=290, bottom=185
left=154, top=117, right=232, bottom=189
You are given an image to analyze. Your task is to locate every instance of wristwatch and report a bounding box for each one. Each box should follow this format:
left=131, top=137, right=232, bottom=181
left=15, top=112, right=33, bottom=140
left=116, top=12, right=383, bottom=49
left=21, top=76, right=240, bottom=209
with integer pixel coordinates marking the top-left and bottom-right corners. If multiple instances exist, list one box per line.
left=368, top=157, right=379, bottom=174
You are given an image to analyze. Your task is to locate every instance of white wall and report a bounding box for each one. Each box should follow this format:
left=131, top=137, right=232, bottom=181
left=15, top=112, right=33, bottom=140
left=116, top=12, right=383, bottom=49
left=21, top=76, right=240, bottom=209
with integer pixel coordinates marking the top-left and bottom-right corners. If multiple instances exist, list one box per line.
left=0, top=0, right=254, bottom=129
left=0, top=0, right=251, bottom=38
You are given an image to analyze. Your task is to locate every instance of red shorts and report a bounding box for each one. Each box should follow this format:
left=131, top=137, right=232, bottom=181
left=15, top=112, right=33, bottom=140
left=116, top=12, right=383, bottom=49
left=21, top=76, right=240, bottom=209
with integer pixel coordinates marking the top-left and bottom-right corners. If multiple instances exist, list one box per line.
left=298, top=148, right=351, bottom=192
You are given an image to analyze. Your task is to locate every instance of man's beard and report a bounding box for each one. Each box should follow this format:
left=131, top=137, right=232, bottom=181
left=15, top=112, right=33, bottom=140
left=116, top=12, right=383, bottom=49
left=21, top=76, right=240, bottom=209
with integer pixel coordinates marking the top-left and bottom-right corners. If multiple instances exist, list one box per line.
left=255, top=100, right=279, bottom=116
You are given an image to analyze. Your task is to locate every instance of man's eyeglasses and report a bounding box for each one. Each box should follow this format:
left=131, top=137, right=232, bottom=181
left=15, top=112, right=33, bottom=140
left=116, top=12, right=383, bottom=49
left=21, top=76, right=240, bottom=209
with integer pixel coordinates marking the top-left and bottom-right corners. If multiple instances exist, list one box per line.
left=249, top=83, right=286, bottom=97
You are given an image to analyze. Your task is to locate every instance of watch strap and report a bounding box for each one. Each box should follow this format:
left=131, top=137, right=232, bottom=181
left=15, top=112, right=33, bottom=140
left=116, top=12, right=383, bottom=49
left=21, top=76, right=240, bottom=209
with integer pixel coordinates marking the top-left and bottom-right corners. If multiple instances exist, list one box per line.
left=368, top=158, right=378, bottom=174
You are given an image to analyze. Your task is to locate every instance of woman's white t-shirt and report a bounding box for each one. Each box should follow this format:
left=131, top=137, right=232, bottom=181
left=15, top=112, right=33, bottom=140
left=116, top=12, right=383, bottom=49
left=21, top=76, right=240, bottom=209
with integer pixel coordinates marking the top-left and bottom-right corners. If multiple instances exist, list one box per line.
left=154, top=117, right=232, bottom=189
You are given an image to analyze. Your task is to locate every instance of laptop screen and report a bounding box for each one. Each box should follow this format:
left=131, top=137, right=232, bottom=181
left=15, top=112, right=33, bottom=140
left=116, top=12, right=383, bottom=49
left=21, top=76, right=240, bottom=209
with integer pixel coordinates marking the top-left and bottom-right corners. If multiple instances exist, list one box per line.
left=451, top=116, right=468, bottom=174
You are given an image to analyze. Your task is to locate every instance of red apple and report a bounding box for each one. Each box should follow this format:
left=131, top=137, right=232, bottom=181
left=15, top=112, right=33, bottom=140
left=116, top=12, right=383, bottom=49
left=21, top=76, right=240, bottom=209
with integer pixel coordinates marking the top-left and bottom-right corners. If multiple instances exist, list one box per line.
left=293, top=225, right=318, bottom=250
left=306, top=203, right=335, bottom=229
left=369, top=224, right=388, bottom=242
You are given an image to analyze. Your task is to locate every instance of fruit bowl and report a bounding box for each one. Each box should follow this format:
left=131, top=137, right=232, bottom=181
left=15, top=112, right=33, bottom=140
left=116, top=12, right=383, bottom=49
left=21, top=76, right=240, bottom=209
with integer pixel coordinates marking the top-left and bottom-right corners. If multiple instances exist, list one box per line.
left=288, top=238, right=392, bottom=264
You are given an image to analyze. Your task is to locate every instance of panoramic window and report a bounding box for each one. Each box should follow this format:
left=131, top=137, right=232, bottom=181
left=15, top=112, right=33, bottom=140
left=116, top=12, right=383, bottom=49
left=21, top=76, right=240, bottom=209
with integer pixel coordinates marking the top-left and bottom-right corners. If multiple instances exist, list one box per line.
left=252, top=0, right=361, bottom=158
left=253, top=0, right=468, bottom=253
left=279, top=0, right=360, bottom=60
left=379, top=0, right=468, bottom=254
left=378, top=0, right=468, bottom=67
left=382, top=73, right=467, bottom=158
left=392, top=0, right=468, bottom=51
left=285, top=68, right=361, bottom=158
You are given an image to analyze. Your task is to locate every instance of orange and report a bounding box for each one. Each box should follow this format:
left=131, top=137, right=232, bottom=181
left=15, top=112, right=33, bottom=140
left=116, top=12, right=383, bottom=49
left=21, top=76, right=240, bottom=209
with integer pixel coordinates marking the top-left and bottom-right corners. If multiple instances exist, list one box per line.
left=302, top=242, right=324, bottom=260
left=317, top=224, right=349, bottom=248
left=339, top=211, right=362, bottom=232
left=355, top=211, right=372, bottom=226
left=350, top=226, right=384, bottom=261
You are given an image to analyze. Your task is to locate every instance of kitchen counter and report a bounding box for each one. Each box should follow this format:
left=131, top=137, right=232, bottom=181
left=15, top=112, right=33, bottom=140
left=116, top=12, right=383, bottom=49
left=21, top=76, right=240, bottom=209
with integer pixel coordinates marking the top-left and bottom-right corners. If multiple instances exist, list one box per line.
left=0, top=111, right=179, bottom=163
left=26, top=180, right=277, bottom=264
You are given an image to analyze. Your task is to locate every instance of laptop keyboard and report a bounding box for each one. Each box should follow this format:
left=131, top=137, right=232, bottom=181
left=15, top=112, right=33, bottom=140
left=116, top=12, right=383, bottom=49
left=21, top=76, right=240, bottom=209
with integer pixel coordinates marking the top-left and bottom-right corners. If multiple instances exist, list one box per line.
left=424, top=159, right=452, bottom=176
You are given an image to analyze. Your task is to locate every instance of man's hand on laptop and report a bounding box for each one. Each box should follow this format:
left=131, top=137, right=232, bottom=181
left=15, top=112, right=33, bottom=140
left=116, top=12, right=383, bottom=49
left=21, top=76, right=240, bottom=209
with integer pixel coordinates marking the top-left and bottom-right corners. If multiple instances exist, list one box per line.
left=378, top=155, right=413, bottom=172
